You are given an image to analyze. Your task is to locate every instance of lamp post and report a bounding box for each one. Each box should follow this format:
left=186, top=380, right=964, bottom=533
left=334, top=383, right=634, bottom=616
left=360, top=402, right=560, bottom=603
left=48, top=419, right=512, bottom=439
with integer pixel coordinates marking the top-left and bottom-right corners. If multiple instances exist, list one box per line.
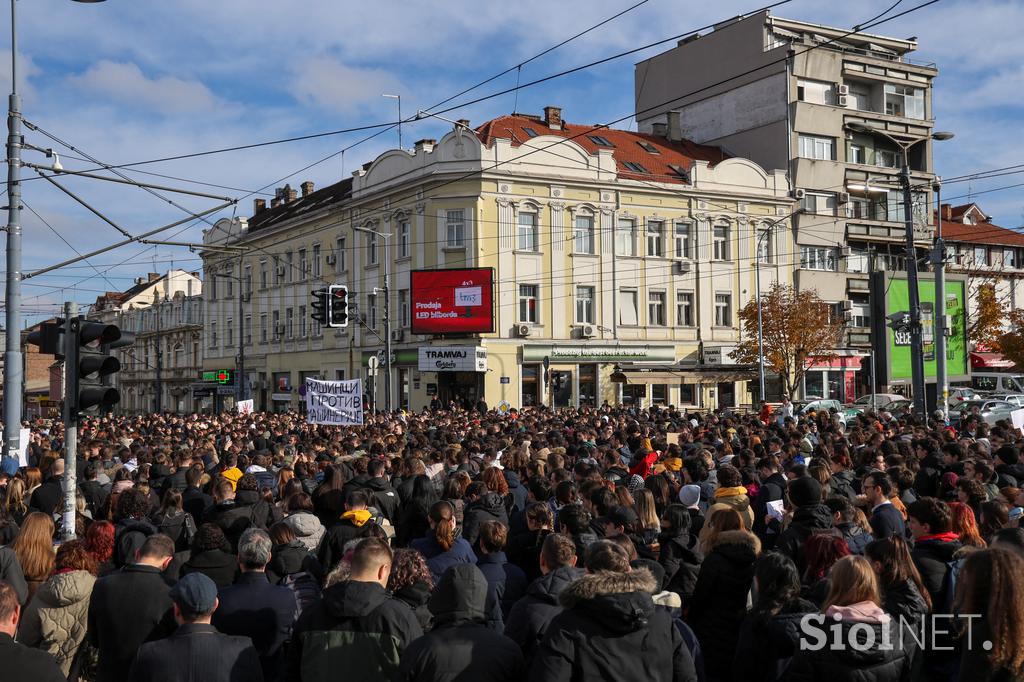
left=3, top=0, right=106, bottom=462
left=353, top=225, right=393, bottom=413
left=755, top=207, right=804, bottom=404
left=845, top=122, right=953, bottom=418
left=933, top=178, right=948, bottom=421
left=382, top=94, right=402, bottom=150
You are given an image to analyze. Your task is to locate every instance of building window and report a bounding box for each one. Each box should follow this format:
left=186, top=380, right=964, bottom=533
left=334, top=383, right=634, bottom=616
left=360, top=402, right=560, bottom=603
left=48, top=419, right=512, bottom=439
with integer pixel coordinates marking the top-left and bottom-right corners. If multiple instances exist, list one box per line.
left=801, top=191, right=838, bottom=216
left=646, top=220, right=664, bottom=257
left=796, top=78, right=837, bottom=105
left=259, top=260, right=268, bottom=289
left=336, top=236, right=347, bottom=271
left=244, top=315, right=251, bottom=345
left=518, top=284, right=538, bottom=323
left=575, top=286, right=595, bottom=324
left=312, top=245, right=321, bottom=278
left=884, top=83, right=925, bottom=119
left=272, top=310, right=280, bottom=338
left=587, top=135, right=614, bottom=147
left=676, top=291, right=694, bottom=326
left=974, top=246, right=988, bottom=266
left=299, top=249, right=308, bottom=280
left=299, top=307, right=306, bottom=337
left=712, top=224, right=731, bottom=260
left=209, top=276, right=217, bottom=301
left=798, top=134, right=835, bottom=160
left=225, top=272, right=233, bottom=298
left=518, top=212, right=538, bottom=252
left=618, top=288, right=638, bottom=326
left=674, top=221, right=692, bottom=259
left=651, top=384, right=668, bottom=405
left=714, top=293, right=732, bottom=327
left=286, top=307, right=294, bottom=338
left=876, top=148, right=898, bottom=168
left=244, top=265, right=252, bottom=295
left=273, top=257, right=281, bottom=286
left=368, top=293, right=377, bottom=329
left=648, top=291, right=666, bottom=326
left=800, top=246, right=839, bottom=271
left=367, top=231, right=378, bottom=265
left=574, top=214, right=595, bottom=254
left=398, top=289, right=409, bottom=327
left=260, top=314, right=268, bottom=343
left=226, top=320, right=233, bottom=348
left=210, top=322, right=217, bottom=348
left=623, top=161, right=649, bottom=174
left=757, top=228, right=773, bottom=263
left=521, top=365, right=539, bottom=407
left=615, top=218, right=636, bottom=256
left=1005, top=248, right=1016, bottom=268
left=399, top=220, right=410, bottom=258
left=849, top=144, right=866, bottom=164
left=446, top=209, right=465, bottom=247
left=285, top=251, right=293, bottom=282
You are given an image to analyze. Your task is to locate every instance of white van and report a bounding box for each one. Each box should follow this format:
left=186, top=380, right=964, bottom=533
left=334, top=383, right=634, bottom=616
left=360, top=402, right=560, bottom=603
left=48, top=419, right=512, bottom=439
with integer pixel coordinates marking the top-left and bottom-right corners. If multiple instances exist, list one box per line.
left=966, top=373, right=1024, bottom=394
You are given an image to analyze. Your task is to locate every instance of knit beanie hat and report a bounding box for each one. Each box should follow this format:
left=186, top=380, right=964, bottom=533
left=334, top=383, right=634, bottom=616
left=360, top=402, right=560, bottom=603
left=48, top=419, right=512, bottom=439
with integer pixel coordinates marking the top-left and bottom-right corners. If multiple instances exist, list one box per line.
left=787, top=476, right=822, bottom=507
left=678, top=484, right=701, bottom=509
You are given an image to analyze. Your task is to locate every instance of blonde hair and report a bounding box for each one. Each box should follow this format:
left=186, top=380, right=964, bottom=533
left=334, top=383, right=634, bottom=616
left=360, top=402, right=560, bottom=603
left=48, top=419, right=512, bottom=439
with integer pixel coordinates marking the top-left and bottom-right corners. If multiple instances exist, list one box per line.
left=823, top=555, right=881, bottom=610
left=632, top=488, right=660, bottom=533
left=699, top=507, right=743, bottom=555
left=12, top=512, right=55, bottom=581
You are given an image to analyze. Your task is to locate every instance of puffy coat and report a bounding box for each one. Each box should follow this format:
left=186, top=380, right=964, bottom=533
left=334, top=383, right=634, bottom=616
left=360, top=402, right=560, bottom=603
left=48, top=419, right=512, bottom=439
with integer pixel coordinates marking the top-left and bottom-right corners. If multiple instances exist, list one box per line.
left=410, top=535, right=478, bottom=586
left=775, top=504, right=836, bottom=576
left=17, top=569, right=96, bottom=676
left=180, top=548, right=238, bottom=588
left=282, top=510, right=325, bottom=554
left=504, top=566, right=585, bottom=662
left=504, top=470, right=529, bottom=514
left=658, top=531, right=702, bottom=601
left=880, top=579, right=929, bottom=633
left=361, top=477, right=401, bottom=522
left=461, top=493, right=510, bottom=548
left=114, top=517, right=158, bottom=568
left=710, top=487, right=755, bottom=530
left=732, top=598, right=817, bottom=682
left=910, top=537, right=963, bottom=608
left=476, top=551, right=527, bottom=631
left=786, top=616, right=914, bottom=682
left=531, top=567, right=697, bottom=682
left=266, top=539, right=322, bottom=585
left=393, top=580, right=433, bottom=631
left=830, top=469, right=859, bottom=502
left=686, top=530, right=760, bottom=681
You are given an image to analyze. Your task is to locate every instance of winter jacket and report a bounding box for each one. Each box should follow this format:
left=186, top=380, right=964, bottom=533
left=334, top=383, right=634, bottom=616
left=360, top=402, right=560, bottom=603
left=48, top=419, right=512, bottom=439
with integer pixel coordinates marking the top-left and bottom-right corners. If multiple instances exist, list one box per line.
left=910, top=536, right=963, bottom=607
left=80, top=479, right=109, bottom=516
left=687, top=530, right=760, bottom=681
left=507, top=528, right=551, bottom=584
left=658, top=531, right=703, bottom=601
left=288, top=579, right=423, bottom=682
left=0, top=545, right=28, bottom=605
left=181, top=486, right=213, bottom=525
left=732, top=598, right=817, bottom=682
left=410, top=535, right=478, bottom=585
left=837, top=521, right=872, bottom=555
left=393, top=580, right=433, bottom=631
left=235, top=490, right=279, bottom=530
left=461, top=492, right=510, bottom=548
left=0, top=632, right=65, bottom=682
left=775, top=504, right=836, bottom=576
left=17, top=569, right=96, bottom=676
left=282, top=510, right=325, bottom=554
left=830, top=469, right=859, bottom=502
left=266, top=540, right=322, bottom=585
left=213, top=571, right=297, bottom=682
left=360, top=477, right=401, bottom=522
left=317, top=510, right=379, bottom=572
left=869, top=503, right=906, bottom=540
left=127, top=622, right=263, bottom=682
left=753, top=472, right=787, bottom=540
left=311, top=487, right=345, bottom=527
left=880, top=579, right=929, bottom=634
left=181, top=548, right=239, bottom=588
left=397, top=563, right=525, bottom=682
left=29, top=477, right=62, bottom=515
left=203, top=500, right=257, bottom=552
left=531, top=567, right=698, bottom=682
left=114, top=517, right=159, bottom=568
left=154, top=510, right=195, bottom=553
left=476, top=551, right=527, bottom=631
left=504, top=566, right=585, bottom=662
left=710, top=486, right=755, bottom=530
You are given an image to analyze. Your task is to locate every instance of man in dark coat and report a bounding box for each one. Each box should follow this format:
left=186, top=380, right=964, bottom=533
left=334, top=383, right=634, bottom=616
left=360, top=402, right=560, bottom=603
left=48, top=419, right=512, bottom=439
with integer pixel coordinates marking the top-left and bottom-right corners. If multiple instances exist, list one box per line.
left=906, top=497, right=963, bottom=606
left=182, top=464, right=213, bottom=525
left=864, top=471, right=905, bottom=540
left=288, top=537, right=422, bottom=681
left=0, top=581, right=65, bottom=682
left=775, top=476, right=836, bottom=575
left=752, top=457, right=787, bottom=545
left=475, top=520, right=527, bottom=629
left=397, top=563, right=525, bottom=682
left=531, top=540, right=697, bottom=682
left=88, top=534, right=177, bottom=682
left=128, top=572, right=263, bottom=682
left=462, top=484, right=510, bottom=548
left=29, top=459, right=63, bottom=515
left=203, top=478, right=256, bottom=551
left=79, top=461, right=109, bottom=517
left=213, top=529, right=296, bottom=682
left=317, top=489, right=379, bottom=572
left=505, top=533, right=583, bottom=662
left=359, top=459, right=401, bottom=522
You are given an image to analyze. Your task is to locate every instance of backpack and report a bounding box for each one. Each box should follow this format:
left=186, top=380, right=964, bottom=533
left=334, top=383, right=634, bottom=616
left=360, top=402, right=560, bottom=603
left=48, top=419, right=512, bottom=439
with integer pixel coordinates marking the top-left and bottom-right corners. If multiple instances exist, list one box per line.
left=279, top=571, right=321, bottom=620
left=937, top=555, right=965, bottom=614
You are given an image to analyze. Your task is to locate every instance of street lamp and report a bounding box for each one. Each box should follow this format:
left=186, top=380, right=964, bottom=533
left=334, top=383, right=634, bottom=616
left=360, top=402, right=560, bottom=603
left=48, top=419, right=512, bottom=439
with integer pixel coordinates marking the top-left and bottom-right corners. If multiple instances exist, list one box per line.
left=352, top=225, right=393, bottom=413
left=3, top=0, right=106, bottom=462
left=214, top=270, right=247, bottom=405
left=382, top=94, right=402, bottom=150
left=755, top=207, right=804, bottom=404
left=844, top=122, right=953, bottom=418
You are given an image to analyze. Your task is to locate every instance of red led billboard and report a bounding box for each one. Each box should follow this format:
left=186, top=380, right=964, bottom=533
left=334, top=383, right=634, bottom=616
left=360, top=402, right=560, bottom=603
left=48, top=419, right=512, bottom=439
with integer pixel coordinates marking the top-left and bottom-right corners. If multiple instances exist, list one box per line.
left=411, top=268, right=495, bottom=335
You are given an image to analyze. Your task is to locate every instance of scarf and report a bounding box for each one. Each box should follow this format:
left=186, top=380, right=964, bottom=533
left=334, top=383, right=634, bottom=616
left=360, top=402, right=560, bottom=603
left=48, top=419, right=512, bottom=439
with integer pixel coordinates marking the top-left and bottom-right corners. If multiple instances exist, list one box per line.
left=715, top=486, right=748, bottom=499
left=342, top=509, right=372, bottom=527
left=916, top=531, right=959, bottom=543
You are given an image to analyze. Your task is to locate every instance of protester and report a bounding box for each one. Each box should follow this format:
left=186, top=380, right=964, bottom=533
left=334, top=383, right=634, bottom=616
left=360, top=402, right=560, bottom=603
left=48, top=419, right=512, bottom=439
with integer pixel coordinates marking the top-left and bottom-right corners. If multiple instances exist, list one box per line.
left=411, top=500, right=477, bottom=584
left=775, top=477, right=834, bottom=575
left=476, top=519, right=527, bottom=626
left=906, top=497, right=964, bottom=607
left=181, top=523, right=238, bottom=588
left=0, top=581, right=65, bottom=682
left=658, top=503, right=702, bottom=600
left=863, top=536, right=930, bottom=632
left=954, top=548, right=1024, bottom=681
left=387, top=548, right=434, bottom=630
left=11, top=512, right=54, bottom=603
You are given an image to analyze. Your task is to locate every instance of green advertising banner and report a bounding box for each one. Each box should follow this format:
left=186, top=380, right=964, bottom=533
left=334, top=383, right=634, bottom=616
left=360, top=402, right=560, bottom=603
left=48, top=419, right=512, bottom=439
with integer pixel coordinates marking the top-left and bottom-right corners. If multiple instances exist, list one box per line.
left=886, top=277, right=968, bottom=381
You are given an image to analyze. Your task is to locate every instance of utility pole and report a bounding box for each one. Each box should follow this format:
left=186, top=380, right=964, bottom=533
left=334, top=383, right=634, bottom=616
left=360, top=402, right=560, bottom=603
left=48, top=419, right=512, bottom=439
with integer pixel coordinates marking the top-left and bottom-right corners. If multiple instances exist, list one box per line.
left=61, top=301, right=77, bottom=541
left=933, top=179, right=948, bottom=420
left=900, top=156, right=928, bottom=418
left=868, top=244, right=877, bottom=413
left=3, top=0, right=23, bottom=461
left=154, top=297, right=162, bottom=413
left=383, top=238, right=393, bottom=413
left=237, top=253, right=246, bottom=403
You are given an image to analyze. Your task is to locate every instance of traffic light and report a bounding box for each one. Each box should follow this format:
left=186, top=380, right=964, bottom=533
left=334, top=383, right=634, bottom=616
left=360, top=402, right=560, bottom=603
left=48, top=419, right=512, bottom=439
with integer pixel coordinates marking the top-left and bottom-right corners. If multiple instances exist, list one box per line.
left=328, top=284, right=349, bottom=328
left=311, top=288, right=328, bottom=325
left=69, top=319, right=129, bottom=417
left=26, top=320, right=64, bottom=356
left=551, top=371, right=567, bottom=393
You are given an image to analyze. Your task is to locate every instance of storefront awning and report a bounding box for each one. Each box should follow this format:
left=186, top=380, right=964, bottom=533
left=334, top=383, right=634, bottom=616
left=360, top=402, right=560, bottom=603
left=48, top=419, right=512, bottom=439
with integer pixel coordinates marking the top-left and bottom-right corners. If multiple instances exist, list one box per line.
left=610, top=364, right=759, bottom=384
left=971, top=351, right=1015, bottom=369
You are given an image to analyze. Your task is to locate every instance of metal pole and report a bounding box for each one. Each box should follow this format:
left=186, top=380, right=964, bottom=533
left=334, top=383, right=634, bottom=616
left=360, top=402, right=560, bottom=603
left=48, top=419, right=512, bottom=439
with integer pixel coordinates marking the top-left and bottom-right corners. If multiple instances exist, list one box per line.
left=62, top=301, right=77, bottom=541
left=901, top=153, right=927, bottom=417
left=237, top=255, right=246, bottom=403
left=154, top=299, right=162, bottom=413
left=397, top=96, right=402, bottom=151
left=756, top=230, right=766, bottom=404
left=933, top=180, right=947, bottom=420
left=869, top=245, right=877, bottom=413
left=383, top=234, right=393, bottom=413
left=4, top=0, right=23, bottom=461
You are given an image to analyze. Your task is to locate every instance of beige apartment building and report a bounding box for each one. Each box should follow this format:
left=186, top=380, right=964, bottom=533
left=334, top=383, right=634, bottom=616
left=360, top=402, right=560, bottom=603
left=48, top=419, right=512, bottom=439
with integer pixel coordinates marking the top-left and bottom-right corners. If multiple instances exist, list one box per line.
left=202, top=107, right=792, bottom=412
left=636, top=11, right=942, bottom=400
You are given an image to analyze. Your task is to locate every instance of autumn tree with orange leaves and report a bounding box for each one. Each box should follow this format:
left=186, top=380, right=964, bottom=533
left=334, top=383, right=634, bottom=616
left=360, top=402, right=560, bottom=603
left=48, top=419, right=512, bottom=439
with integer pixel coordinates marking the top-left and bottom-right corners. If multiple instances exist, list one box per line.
left=731, top=283, right=845, bottom=398
left=970, top=283, right=1008, bottom=351
left=998, top=309, right=1024, bottom=368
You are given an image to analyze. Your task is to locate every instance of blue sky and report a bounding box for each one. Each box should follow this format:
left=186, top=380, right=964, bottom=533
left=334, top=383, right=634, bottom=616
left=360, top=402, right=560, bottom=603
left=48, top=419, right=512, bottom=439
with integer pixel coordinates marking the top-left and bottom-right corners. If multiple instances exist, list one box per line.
left=6, top=0, right=1023, bottom=319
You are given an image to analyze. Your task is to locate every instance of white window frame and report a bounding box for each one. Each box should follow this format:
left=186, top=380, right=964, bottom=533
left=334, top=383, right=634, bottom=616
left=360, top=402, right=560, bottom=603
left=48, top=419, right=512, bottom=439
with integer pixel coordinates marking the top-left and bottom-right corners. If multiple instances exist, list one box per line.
left=517, top=212, right=539, bottom=252
left=800, top=246, right=839, bottom=271
left=367, top=231, right=378, bottom=266
left=646, top=220, right=664, bottom=257
left=798, top=134, right=835, bottom=160
left=712, top=223, right=731, bottom=261
left=574, top=213, right=595, bottom=255
left=286, top=307, right=294, bottom=339
left=399, top=220, right=411, bottom=258
left=575, top=286, right=595, bottom=324
left=260, top=314, right=268, bottom=343
left=312, top=244, right=321, bottom=278
left=446, top=209, right=466, bottom=248
left=757, top=227, right=773, bottom=263
left=648, top=290, right=666, bottom=326
left=337, top=236, right=347, bottom=272
left=368, top=293, right=378, bottom=329
left=618, top=288, right=639, bottom=326
left=298, top=248, right=308, bottom=280
left=615, top=218, right=636, bottom=257
left=676, top=291, right=695, bottom=327
left=674, top=221, right=693, bottom=259
left=518, top=284, right=539, bottom=323
left=398, top=289, right=409, bottom=328
left=714, top=293, right=732, bottom=327
left=801, top=191, right=838, bottom=216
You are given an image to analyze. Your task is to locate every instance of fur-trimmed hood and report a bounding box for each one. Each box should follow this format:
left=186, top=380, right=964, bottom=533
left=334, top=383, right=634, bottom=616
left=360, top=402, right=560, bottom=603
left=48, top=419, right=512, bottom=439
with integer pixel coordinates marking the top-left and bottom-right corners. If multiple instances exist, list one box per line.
left=558, top=568, right=659, bottom=635
left=559, top=568, right=658, bottom=607
left=710, top=529, right=761, bottom=566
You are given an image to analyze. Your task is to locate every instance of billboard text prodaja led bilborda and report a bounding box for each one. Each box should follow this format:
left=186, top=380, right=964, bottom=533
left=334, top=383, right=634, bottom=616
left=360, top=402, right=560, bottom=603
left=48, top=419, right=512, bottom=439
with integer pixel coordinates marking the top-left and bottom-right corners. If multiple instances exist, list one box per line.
left=410, top=268, right=495, bottom=335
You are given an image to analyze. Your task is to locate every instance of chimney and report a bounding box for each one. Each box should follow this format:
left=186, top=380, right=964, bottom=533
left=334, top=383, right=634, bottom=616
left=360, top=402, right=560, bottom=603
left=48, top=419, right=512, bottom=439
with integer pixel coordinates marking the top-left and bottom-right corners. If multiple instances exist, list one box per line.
left=148, top=272, right=160, bottom=282
left=414, top=138, right=436, bottom=154
left=543, top=106, right=562, bottom=129
left=942, top=203, right=952, bottom=221
left=666, top=110, right=682, bottom=142
left=651, top=122, right=668, bottom=138
left=284, top=184, right=297, bottom=203
left=253, top=198, right=266, bottom=214
left=270, top=197, right=282, bottom=208
left=135, top=277, right=145, bottom=286
left=301, top=181, right=314, bottom=198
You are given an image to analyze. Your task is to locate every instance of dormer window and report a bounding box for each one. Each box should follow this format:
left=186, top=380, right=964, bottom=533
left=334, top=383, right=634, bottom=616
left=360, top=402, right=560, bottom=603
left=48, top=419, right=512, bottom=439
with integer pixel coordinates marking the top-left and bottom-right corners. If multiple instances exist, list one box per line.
left=522, top=127, right=538, bottom=138
left=637, top=141, right=660, bottom=154
left=587, top=135, right=614, bottom=147
left=622, top=161, right=649, bottom=174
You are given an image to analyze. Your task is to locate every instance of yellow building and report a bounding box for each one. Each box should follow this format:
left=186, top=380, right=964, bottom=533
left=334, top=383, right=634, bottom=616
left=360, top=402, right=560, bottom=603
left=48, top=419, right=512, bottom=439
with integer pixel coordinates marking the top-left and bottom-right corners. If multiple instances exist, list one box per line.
left=202, top=107, right=793, bottom=412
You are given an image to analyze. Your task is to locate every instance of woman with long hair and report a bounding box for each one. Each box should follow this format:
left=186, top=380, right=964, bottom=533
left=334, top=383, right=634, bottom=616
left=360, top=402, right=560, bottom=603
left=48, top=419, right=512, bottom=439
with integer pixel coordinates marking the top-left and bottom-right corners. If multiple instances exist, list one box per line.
left=949, top=501, right=986, bottom=548
left=83, top=520, right=116, bottom=575
left=979, top=500, right=1009, bottom=545
left=153, top=488, right=195, bottom=553
left=387, top=548, right=434, bottom=630
left=698, top=506, right=744, bottom=556
left=632, top=488, right=661, bottom=545
left=17, top=539, right=97, bottom=677
left=802, top=533, right=851, bottom=606
left=441, top=472, right=471, bottom=526
left=11, top=511, right=55, bottom=601
left=864, top=535, right=930, bottom=631
left=658, top=503, right=702, bottom=602
left=955, top=548, right=1024, bottom=681
left=409, top=500, right=477, bottom=585
left=734, top=553, right=817, bottom=682
left=786, top=556, right=913, bottom=681
left=3, top=476, right=28, bottom=527
left=311, top=464, right=346, bottom=526
left=22, top=467, right=42, bottom=501
left=395, top=475, right=438, bottom=548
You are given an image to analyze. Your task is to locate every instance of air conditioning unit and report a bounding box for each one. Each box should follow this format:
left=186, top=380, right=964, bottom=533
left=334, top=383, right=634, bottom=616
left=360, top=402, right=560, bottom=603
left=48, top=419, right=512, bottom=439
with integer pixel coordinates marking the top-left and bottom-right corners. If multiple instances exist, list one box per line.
left=838, top=95, right=849, bottom=107
left=325, top=254, right=337, bottom=266
left=676, top=260, right=692, bottom=274
left=792, top=188, right=806, bottom=200
left=580, top=324, right=596, bottom=338
left=390, top=329, right=404, bottom=342
left=241, top=293, right=251, bottom=302
left=841, top=300, right=853, bottom=311
left=516, top=324, right=532, bottom=337
left=838, top=191, right=850, bottom=205
left=837, top=84, right=850, bottom=95
left=841, top=246, right=853, bottom=258
left=843, top=311, right=854, bottom=321
left=275, top=324, right=285, bottom=337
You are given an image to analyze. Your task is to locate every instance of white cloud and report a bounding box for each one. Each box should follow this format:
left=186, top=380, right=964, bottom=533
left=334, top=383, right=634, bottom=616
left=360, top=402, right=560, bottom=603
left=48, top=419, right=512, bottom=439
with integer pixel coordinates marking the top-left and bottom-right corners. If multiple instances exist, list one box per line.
left=68, top=61, right=223, bottom=114
left=287, top=57, right=405, bottom=114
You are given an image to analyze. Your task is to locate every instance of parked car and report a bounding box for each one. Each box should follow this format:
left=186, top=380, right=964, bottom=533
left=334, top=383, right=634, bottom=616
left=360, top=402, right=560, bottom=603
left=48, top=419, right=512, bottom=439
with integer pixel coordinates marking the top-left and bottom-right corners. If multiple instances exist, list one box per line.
left=949, top=386, right=984, bottom=403
left=843, top=393, right=905, bottom=418
left=948, top=399, right=1017, bottom=426
left=988, top=393, right=1024, bottom=408
left=793, top=399, right=848, bottom=426
left=880, top=399, right=914, bottom=419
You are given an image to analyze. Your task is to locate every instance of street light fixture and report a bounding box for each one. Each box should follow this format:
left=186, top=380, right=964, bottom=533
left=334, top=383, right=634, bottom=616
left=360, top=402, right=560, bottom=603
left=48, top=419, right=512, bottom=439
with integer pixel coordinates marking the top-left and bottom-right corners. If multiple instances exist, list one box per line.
left=382, top=94, right=402, bottom=150
left=843, top=121, right=954, bottom=418
left=214, top=271, right=247, bottom=405
left=352, top=225, right=393, bottom=413
left=755, top=207, right=804, bottom=404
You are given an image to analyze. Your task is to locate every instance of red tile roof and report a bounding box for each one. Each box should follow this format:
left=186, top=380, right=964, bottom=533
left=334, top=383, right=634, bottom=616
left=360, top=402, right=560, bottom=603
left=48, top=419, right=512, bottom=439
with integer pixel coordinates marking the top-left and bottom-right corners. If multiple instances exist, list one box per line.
left=475, top=113, right=727, bottom=185
left=935, top=212, right=1024, bottom=247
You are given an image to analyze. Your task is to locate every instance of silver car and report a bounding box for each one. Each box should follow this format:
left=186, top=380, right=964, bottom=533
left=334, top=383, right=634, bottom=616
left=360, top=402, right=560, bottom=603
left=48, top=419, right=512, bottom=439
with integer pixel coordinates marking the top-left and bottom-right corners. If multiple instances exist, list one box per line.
left=988, top=393, right=1024, bottom=408
left=948, top=399, right=1017, bottom=426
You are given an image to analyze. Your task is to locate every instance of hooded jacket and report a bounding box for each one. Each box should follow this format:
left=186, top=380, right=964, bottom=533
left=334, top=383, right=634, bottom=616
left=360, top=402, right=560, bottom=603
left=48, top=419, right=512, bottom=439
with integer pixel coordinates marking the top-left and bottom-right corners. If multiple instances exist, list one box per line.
left=397, top=564, right=525, bottom=682
left=317, top=509, right=378, bottom=572
left=733, top=598, right=817, bottom=682
left=504, top=470, right=528, bottom=514
left=837, top=521, right=872, bottom=555
left=410, top=535, right=478, bottom=586
left=910, top=536, right=964, bottom=605
left=531, top=568, right=697, bottom=682
left=477, top=551, right=528, bottom=624
left=392, top=580, right=433, bottom=631
left=360, top=477, right=401, bottom=522
left=711, top=487, right=756, bottom=529
left=658, top=531, right=703, bottom=601
left=114, top=517, right=158, bottom=568
left=775, top=504, right=837, bottom=576
left=504, top=565, right=585, bottom=662
left=283, top=510, right=326, bottom=554
left=288, top=579, right=422, bottom=682
left=461, top=492, right=510, bottom=548
left=17, top=569, right=96, bottom=676
left=266, top=540, right=322, bottom=585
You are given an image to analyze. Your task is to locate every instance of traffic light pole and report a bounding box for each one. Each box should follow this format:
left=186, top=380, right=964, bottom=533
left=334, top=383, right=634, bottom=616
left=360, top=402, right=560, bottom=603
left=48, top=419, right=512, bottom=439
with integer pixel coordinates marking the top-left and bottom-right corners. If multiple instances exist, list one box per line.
left=61, top=301, right=78, bottom=541
left=154, top=299, right=162, bottom=413
left=3, top=0, right=23, bottom=462
left=933, top=179, right=948, bottom=421
left=901, top=158, right=927, bottom=418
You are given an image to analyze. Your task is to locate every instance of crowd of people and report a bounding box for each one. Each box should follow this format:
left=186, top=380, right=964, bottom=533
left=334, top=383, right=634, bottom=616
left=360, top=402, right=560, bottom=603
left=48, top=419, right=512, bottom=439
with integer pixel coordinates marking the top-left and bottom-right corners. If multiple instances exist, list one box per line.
left=0, top=400, right=1022, bottom=681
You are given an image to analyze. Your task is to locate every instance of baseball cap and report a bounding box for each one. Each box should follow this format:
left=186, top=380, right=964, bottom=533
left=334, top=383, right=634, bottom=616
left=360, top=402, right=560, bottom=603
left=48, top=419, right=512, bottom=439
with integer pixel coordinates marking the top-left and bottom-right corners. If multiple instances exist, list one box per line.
left=169, top=572, right=218, bottom=615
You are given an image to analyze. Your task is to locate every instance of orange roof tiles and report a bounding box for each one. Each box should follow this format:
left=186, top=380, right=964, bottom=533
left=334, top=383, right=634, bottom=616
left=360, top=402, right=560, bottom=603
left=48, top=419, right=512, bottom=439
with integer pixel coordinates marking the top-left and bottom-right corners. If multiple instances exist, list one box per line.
left=935, top=213, right=1024, bottom=247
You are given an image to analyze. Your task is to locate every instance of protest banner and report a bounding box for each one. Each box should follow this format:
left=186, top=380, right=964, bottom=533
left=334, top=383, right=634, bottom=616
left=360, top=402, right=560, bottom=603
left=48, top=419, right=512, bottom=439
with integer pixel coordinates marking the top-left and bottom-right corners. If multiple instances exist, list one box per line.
left=305, top=378, right=363, bottom=425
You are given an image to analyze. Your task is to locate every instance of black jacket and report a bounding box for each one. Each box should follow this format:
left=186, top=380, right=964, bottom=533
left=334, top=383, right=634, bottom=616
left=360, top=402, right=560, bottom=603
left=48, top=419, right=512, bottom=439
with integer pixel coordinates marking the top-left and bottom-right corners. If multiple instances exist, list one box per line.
left=786, top=617, right=914, bottom=682
left=28, top=477, right=62, bottom=515
left=869, top=503, right=906, bottom=540
left=0, top=545, right=28, bottom=605
left=360, top=477, right=401, bottom=522
left=504, top=470, right=529, bottom=514
left=507, top=528, right=551, bottom=584
left=203, top=500, right=256, bottom=552
left=127, top=623, right=264, bottom=682
left=830, top=470, right=859, bottom=502
left=477, top=551, right=528, bottom=622
left=160, top=467, right=189, bottom=496
left=0, top=632, right=66, bottom=682
left=213, top=572, right=297, bottom=682
left=753, top=472, right=787, bottom=539
left=686, top=530, right=760, bottom=681
left=504, top=565, right=585, bottom=662
left=881, top=579, right=929, bottom=633
left=87, top=564, right=176, bottom=682
left=317, top=516, right=378, bottom=572
left=397, top=563, right=525, bottom=682
left=775, top=504, right=836, bottom=576
left=266, top=540, right=322, bottom=585
left=531, top=567, right=697, bottom=682
left=288, top=579, right=422, bottom=681
left=658, top=531, right=703, bottom=601
left=80, top=479, right=109, bottom=516
left=462, top=492, right=510, bottom=548
left=181, top=548, right=239, bottom=588
left=910, top=537, right=963, bottom=607
left=114, top=518, right=159, bottom=568
left=182, top=487, right=213, bottom=526
left=914, top=455, right=943, bottom=498
left=733, top=599, right=817, bottom=682
left=393, top=580, right=433, bottom=631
